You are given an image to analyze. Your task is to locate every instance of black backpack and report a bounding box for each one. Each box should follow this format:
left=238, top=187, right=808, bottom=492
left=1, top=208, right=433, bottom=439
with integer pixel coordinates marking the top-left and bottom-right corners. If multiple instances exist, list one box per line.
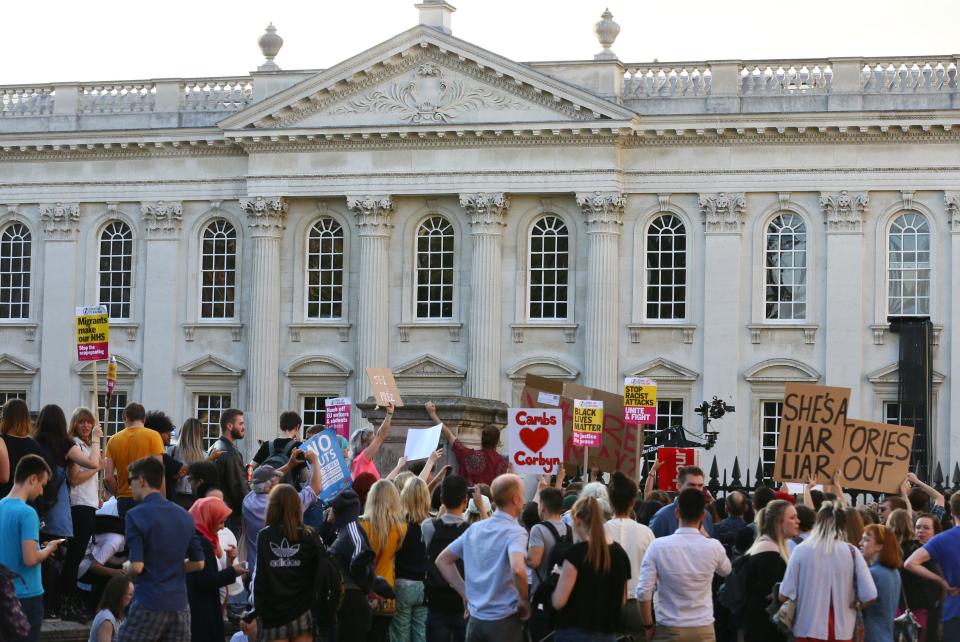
left=311, top=535, right=345, bottom=628
left=35, top=444, right=66, bottom=519
left=0, top=565, right=29, bottom=638
left=529, top=521, right=574, bottom=637
left=260, top=439, right=299, bottom=470
left=717, top=552, right=750, bottom=613
left=424, top=518, right=469, bottom=614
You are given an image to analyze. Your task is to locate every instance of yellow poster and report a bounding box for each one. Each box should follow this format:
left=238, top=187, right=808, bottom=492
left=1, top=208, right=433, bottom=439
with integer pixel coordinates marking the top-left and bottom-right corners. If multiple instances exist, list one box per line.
left=75, top=305, right=109, bottom=361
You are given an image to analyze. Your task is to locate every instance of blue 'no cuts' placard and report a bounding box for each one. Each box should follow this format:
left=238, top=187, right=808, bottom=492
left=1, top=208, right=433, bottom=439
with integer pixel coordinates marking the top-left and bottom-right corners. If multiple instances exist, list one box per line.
left=299, top=428, right=352, bottom=502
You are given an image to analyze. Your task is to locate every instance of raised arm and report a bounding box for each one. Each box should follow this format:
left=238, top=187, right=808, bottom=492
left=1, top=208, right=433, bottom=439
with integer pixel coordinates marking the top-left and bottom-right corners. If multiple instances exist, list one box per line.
left=832, top=469, right=848, bottom=508
left=900, top=477, right=915, bottom=519
left=365, top=402, right=395, bottom=460
left=907, top=472, right=943, bottom=509
left=66, top=424, right=103, bottom=469
left=426, top=401, right=456, bottom=445
left=419, top=449, right=443, bottom=482
left=385, top=456, right=408, bottom=481
left=305, top=450, right=323, bottom=496
left=643, top=459, right=663, bottom=498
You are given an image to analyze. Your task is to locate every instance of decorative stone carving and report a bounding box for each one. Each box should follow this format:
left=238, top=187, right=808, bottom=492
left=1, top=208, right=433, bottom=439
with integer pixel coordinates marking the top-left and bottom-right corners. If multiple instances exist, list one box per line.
left=945, top=192, right=960, bottom=232
left=901, top=190, right=915, bottom=211
left=257, top=23, right=283, bottom=72
left=819, top=190, right=869, bottom=233
left=593, top=9, right=620, bottom=61
left=39, top=202, right=80, bottom=239
left=460, top=193, right=510, bottom=232
left=141, top=201, right=183, bottom=237
left=347, top=196, right=395, bottom=234
left=330, top=63, right=528, bottom=124
left=698, top=192, right=746, bottom=233
left=577, top=191, right=626, bottom=231
left=241, top=196, right=288, bottom=233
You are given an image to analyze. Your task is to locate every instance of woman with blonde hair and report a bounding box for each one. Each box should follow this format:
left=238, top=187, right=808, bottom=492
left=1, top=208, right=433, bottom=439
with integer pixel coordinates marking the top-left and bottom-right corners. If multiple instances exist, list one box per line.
left=170, top=418, right=205, bottom=509
left=390, top=477, right=431, bottom=642
left=738, top=499, right=799, bottom=642
left=860, top=524, right=902, bottom=642
left=361, top=479, right=408, bottom=642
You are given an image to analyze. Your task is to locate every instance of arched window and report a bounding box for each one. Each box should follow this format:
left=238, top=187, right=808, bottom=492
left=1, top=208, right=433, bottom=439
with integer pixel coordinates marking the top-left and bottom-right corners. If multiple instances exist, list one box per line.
left=200, top=220, right=237, bottom=319
left=765, top=213, right=807, bottom=320
left=645, top=214, right=686, bottom=320
left=528, top=215, right=569, bottom=320
left=0, top=223, right=31, bottom=320
left=306, top=218, right=345, bottom=319
left=415, top=216, right=454, bottom=319
left=888, top=212, right=931, bottom=316
left=98, top=221, right=133, bottom=320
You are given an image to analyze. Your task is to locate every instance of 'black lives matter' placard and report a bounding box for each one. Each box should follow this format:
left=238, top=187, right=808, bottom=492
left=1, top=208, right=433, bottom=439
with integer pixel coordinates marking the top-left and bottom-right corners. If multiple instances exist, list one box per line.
left=774, top=383, right=850, bottom=484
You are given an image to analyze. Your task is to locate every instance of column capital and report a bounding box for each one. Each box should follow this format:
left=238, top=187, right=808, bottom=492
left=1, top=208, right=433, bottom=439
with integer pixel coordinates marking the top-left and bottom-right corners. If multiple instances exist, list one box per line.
left=348, top=195, right=395, bottom=235
left=820, top=190, right=868, bottom=233
left=699, top=192, right=745, bottom=234
left=577, top=191, right=626, bottom=233
left=141, top=200, right=183, bottom=239
left=242, top=196, right=288, bottom=236
left=39, top=202, right=81, bottom=240
left=460, top=192, right=510, bottom=233
left=945, top=192, right=960, bottom=233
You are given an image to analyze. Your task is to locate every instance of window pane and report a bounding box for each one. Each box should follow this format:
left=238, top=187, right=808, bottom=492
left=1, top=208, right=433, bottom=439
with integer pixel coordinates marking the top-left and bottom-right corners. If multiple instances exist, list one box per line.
left=888, top=213, right=931, bottom=316
left=760, top=401, right=784, bottom=481
left=306, top=218, right=345, bottom=319
left=765, top=214, right=807, bottom=320
left=646, top=215, right=687, bottom=320
left=196, top=394, right=232, bottom=450
left=200, top=221, right=237, bottom=320
left=415, top=217, right=455, bottom=320
left=529, top=216, right=569, bottom=320
left=0, top=224, right=31, bottom=319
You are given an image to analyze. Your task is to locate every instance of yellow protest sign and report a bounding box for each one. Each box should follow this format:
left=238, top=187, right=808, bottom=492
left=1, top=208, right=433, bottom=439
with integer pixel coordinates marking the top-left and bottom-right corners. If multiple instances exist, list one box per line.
left=75, top=306, right=109, bottom=362
left=573, top=399, right=603, bottom=448
left=624, top=377, right=657, bottom=425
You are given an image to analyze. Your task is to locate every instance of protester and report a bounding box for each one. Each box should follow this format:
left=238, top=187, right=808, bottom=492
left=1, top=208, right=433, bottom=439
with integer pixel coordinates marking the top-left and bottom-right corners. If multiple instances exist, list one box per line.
left=744, top=486, right=776, bottom=536
left=648, top=466, right=716, bottom=537
left=87, top=575, right=132, bottom=642
left=905, top=472, right=945, bottom=520
left=529, top=486, right=569, bottom=592
left=0, top=455, right=61, bottom=642
left=392, top=477, right=431, bottom=642
left=253, top=484, right=322, bottom=642
left=436, top=474, right=530, bottom=642
left=637, top=488, right=731, bottom=642
left=0, top=399, right=31, bottom=497
left=168, top=419, right=205, bottom=509
left=423, top=475, right=470, bottom=642
left=104, top=403, right=163, bottom=517
left=844, top=506, right=865, bottom=550
left=860, top=524, right=902, bottom=642
left=914, top=512, right=940, bottom=545
left=207, top=408, right=247, bottom=535
left=142, top=412, right=187, bottom=503
left=576, top=482, right=613, bottom=522
left=360, top=479, right=407, bottom=642
left=62, top=407, right=104, bottom=623
left=879, top=496, right=909, bottom=524
left=430, top=401, right=507, bottom=487
left=551, top=495, right=630, bottom=642
left=327, top=489, right=376, bottom=642
left=713, top=491, right=747, bottom=552
left=349, top=402, right=396, bottom=481
left=466, top=491, right=491, bottom=524
left=738, top=500, right=799, bottom=642
left=604, top=472, right=653, bottom=638
left=778, top=502, right=877, bottom=642
left=788, top=504, right=815, bottom=552
left=76, top=498, right=126, bottom=614
left=117, top=456, right=204, bottom=642
left=252, top=410, right=303, bottom=468
left=905, top=492, right=960, bottom=640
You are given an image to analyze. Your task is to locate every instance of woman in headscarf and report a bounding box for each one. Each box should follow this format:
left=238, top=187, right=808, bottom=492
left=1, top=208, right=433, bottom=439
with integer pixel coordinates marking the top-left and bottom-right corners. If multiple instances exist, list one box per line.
left=186, top=497, right=247, bottom=641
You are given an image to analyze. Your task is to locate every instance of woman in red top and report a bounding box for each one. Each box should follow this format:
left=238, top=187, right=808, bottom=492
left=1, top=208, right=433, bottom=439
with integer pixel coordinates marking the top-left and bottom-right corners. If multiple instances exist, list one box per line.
left=427, top=402, right=507, bottom=486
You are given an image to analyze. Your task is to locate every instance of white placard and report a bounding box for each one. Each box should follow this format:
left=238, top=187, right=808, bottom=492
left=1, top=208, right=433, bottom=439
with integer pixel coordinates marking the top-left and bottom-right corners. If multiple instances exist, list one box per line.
left=537, top=391, right=561, bottom=406
left=507, top=408, right=563, bottom=474
left=404, top=424, right=443, bottom=461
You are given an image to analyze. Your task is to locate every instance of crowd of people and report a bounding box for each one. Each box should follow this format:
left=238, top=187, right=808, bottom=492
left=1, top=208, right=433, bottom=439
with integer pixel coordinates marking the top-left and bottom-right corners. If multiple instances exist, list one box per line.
left=0, top=396, right=957, bottom=642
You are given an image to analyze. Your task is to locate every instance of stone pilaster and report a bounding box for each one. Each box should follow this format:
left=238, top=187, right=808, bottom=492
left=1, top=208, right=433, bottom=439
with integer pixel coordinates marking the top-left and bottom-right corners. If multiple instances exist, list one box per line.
left=241, top=196, right=288, bottom=450
left=38, top=203, right=82, bottom=406
left=946, top=193, right=960, bottom=462
left=460, top=193, right=510, bottom=400
left=348, top=196, right=395, bottom=406
left=820, top=191, right=868, bottom=413
left=576, top=191, right=625, bottom=392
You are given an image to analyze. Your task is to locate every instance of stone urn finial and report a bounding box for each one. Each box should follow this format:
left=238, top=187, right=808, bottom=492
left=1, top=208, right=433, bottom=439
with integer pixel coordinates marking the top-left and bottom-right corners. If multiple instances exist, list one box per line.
left=593, top=8, right=620, bottom=61
left=257, top=23, right=283, bottom=71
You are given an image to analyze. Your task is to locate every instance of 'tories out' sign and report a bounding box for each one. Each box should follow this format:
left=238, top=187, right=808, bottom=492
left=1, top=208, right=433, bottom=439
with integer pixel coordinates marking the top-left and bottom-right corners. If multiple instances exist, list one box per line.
left=507, top=408, right=563, bottom=474
left=75, top=306, right=109, bottom=361
left=624, top=377, right=657, bottom=425
left=572, top=399, right=604, bottom=448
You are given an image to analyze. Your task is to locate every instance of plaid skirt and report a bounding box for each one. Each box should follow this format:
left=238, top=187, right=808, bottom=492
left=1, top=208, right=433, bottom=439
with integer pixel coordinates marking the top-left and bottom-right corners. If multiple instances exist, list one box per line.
left=260, top=609, right=314, bottom=641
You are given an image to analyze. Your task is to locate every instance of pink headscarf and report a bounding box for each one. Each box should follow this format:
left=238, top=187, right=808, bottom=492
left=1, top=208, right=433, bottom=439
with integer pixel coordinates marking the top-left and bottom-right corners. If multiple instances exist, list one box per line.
left=188, top=496, right=232, bottom=557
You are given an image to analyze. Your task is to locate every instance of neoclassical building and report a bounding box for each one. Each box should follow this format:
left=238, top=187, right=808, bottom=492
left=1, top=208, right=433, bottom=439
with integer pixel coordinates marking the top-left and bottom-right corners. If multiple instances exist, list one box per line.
left=1, top=2, right=958, bottom=475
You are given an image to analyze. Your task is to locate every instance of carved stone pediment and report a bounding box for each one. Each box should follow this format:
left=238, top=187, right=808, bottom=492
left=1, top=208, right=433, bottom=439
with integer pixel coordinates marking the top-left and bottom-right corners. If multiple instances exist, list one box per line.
left=394, top=354, right=465, bottom=379
left=744, top=358, right=820, bottom=383
left=624, top=357, right=699, bottom=383
left=393, top=354, right=465, bottom=396
left=284, top=356, right=352, bottom=380
left=0, top=354, right=38, bottom=376
left=177, top=355, right=244, bottom=379
left=867, top=363, right=945, bottom=386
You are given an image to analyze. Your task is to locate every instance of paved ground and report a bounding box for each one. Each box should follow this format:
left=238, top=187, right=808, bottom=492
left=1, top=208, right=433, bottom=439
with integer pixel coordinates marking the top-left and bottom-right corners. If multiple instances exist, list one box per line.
left=39, top=617, right=241, bottom=641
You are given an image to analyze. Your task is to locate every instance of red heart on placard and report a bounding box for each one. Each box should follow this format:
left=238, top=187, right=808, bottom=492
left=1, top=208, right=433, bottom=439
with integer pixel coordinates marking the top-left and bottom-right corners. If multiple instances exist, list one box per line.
left=519, top=427, right=549, bottom=453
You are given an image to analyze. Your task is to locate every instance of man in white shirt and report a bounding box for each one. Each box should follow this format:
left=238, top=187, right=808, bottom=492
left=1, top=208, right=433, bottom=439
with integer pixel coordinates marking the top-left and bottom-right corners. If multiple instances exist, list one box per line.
left=636, top=488, right=731, bottom=642
left=605, top=472, right=654, bottom=639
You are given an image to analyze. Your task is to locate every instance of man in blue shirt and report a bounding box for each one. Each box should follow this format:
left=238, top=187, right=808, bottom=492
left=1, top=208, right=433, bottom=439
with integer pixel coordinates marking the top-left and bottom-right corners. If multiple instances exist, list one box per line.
left=0, top=455, right=62, bottom=642
left=118, top=456, right=204, bottom=642
left=905, top=491, right=960, bottom=640
left=712, top=490, right=746, bottom=551
left=436, top=473, right=530, bottom=642
left=649, top=466, right=716, bottom=538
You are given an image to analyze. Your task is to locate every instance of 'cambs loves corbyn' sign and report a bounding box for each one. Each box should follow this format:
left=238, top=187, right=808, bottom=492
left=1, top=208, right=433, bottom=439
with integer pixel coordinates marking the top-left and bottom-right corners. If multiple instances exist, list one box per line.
left=507, top=408, right=564, bottom=475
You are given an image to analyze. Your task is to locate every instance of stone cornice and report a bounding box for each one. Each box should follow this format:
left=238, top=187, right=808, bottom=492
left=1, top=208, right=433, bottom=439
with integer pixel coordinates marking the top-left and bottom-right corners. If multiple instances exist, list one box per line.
left=241, top=197, right=288, bottom=235
left=38, top=202, right=80, bottom=240
left=577, top=191, right=626, bottom=232
left=141, top=200, right=183, bottom=238
left=459, top=193, right=510, bottom=233
left=347, top=195, right=395, bottom=235
left=820, top=190, right=869, bottom=233
left=699, top=192, right=745, bottom=234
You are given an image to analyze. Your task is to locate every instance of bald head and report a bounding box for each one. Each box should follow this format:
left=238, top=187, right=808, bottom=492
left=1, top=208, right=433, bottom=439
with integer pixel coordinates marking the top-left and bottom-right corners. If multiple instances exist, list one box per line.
left=491, top=474, right=523, bottom=514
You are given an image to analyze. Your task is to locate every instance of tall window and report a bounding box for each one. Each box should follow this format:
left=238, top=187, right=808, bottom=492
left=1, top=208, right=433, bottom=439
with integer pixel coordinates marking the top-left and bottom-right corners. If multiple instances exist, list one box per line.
left=646, top=215, right=686, bottom=320
left=98, top=392, right=128, bottom=437
left=196, top=393, right=231, bottom=449
left=765, top=213, right=807, bottom=320
left=760, top=400, right=783, bottom=480
left=302, top=395, right=332, bottom=430
left=884, top=401, right=928, bottom=477
left=0, top=223, right=31, bottom=320
left=200, top=220, right=237, bottom=319
left=888, top=213, right=931, bottom=316
left=98, top=222, right=132, bottom=320
left=306, top=218, right=345, bottom=319
left=643, top=399, right=684, bottom=470
left=529, top=216, right=569, bottom=320
left=0, top=391, right=26, bottom=417
left=415, top=216, right=455, bottom=319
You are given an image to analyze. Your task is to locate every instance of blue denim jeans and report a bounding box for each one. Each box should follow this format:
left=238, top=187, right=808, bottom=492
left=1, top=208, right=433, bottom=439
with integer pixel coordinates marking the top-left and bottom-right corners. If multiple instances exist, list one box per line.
left=555, top=629, right=617, bottom=642
left=390, top=581, right=427, bottom=642
left=16, top=595, right=43, bottom=642
left=426, top=609, right=467, bottom=642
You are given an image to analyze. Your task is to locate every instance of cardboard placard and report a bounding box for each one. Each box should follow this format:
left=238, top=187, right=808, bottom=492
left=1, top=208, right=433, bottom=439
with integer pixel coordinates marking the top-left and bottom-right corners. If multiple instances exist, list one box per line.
left=365, top=368, right=404, bottom=407
left=75, top=305, right=110, bottom=361
left=507, top=408, right=563, bottom=474
left=324, top=397, right=352, bottom=440
left=774, top=383, right=850, bottom=484
left=656, top=447, right=701, bottom=492
left=572, top=399, right=603, bottom=448
left=624, top=377, right=657, bottom=425
left=837, top=418, right=914, bottom=493
left=299, top=428, right=352, bottom=502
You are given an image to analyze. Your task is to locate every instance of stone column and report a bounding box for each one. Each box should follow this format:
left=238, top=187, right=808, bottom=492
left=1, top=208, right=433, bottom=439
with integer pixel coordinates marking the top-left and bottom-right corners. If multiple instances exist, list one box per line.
left=820, top=191, right=868, bottom=413
left=460, top=193, right=510, bottom=400
left=139, top=202, right=183, bottom=411
left=348, top=196, right=395, bottom=406
left=945, top=193, right=960, bottom=463
left=699, top=193, right=746, bottom=464
left=577, top=192, right=626, bottom=392
left=240, top=196, right=288, bottom=450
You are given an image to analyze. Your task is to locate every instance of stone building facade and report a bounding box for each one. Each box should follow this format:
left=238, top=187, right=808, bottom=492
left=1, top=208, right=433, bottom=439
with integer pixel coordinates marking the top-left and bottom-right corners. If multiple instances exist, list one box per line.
left=1, top=2, right=958, bottom=473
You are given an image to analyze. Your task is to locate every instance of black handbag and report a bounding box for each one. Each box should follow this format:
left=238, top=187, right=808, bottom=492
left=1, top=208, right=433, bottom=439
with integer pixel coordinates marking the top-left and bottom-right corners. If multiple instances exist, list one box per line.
left=894, top=582, right=921, bottom=642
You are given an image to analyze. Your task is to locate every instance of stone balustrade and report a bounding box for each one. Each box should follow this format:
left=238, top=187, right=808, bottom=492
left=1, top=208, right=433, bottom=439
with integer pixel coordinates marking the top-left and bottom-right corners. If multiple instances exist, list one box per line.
left=861, top=59, right=958, bottom=93
left=181, top=78, right=254, bottom=111
left=623, top=63, right=712, bottom=97
left=79, top=82, right=156, bottom=113
left=739, top=61, right=833, bottom=95
left=0, top=86, right=56, bottom=116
